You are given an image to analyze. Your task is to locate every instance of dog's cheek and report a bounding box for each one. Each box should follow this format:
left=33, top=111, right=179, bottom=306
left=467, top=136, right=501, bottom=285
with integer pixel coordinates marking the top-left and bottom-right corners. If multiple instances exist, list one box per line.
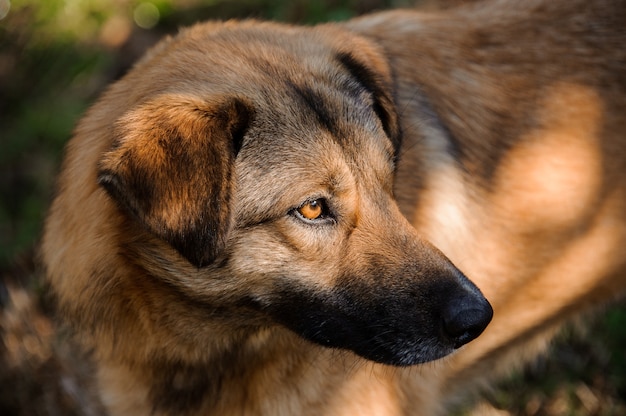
left=226, top=224, right=345, bottom=299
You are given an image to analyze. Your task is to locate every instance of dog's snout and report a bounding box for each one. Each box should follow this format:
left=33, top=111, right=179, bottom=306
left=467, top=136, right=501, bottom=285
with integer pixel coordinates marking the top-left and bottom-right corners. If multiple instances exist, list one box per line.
left=442, top=292, right=493, bottom=349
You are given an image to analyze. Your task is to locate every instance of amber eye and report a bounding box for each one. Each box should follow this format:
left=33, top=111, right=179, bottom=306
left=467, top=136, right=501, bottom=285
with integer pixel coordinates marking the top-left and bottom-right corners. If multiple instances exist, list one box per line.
left=296, top=199, right=325, bottom=221
left=295, top=198, right=330, bottom=221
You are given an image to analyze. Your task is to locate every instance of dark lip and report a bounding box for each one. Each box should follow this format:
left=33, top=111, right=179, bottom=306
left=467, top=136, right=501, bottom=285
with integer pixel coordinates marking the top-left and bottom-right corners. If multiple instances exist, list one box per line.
left=353, top=338, right=457, bottom=367
left=260, top=289, right=459, bottom=367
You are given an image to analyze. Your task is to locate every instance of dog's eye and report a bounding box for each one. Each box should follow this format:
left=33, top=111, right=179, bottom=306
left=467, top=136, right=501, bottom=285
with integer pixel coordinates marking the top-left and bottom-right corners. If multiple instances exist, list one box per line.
left=298, top=199, right=324, bottom=220
left=295, top=199, right=329, bottom=222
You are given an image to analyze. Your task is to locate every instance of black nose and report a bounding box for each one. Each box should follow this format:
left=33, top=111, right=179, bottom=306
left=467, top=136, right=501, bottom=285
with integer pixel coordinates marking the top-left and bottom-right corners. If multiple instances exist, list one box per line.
left=442, top=293, right=493, bottom=348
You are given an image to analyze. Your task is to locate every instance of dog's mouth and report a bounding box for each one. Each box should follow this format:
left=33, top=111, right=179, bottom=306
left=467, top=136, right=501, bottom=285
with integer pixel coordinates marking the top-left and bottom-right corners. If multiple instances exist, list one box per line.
left=261, top=275, right=493, bottom=367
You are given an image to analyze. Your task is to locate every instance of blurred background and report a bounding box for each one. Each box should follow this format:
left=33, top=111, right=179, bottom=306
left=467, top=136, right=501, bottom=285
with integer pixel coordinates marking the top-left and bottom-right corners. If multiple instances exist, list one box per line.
left=0, top=0, right=624, bottom=414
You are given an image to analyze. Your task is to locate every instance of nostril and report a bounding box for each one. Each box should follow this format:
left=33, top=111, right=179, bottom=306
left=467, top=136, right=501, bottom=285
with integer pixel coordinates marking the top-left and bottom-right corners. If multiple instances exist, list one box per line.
left=442, top=300, right=493, bottom=348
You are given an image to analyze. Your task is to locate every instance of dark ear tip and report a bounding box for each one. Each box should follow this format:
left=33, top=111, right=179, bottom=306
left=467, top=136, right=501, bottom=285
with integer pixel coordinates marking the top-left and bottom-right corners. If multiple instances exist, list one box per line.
left=97, top=169, right=122, bottom=202
left=224, top=98, right=255, bottom=154
left=168, top=231, right=224, bottom=268
left=97, top=170, right=115, bottom=188
left=231, top=97, right=254, bottom=117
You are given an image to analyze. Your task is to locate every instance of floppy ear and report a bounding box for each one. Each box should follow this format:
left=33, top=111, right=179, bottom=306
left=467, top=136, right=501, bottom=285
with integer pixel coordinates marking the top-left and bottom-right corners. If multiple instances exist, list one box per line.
left=98, top=95, right=253, bottom=267
left=336, top=50, right=400, bottom=154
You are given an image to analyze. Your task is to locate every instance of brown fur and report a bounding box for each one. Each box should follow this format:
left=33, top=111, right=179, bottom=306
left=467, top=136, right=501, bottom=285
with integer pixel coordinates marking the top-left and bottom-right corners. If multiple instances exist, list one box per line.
left=40, top=0, right=625, bottom=414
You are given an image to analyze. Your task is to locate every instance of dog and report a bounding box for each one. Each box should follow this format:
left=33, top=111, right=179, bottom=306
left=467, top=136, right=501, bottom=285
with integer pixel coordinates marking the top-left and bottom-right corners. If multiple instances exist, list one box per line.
left=39, top=0, right=625, bottom=414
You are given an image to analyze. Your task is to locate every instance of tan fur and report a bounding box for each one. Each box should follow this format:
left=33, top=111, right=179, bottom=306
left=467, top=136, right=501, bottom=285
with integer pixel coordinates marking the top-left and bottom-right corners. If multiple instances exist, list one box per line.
left=41, top=0, right=625, bottom=414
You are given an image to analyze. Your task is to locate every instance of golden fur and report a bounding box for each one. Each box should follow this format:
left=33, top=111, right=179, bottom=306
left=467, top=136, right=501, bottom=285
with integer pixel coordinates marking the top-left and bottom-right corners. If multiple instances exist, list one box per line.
left=39, top=0, right=625, bottom=414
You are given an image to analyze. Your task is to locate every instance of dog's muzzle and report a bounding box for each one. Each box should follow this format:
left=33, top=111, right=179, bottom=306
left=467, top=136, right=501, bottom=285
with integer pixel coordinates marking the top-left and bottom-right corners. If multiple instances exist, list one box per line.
left=264, top=263, right=493, bottom=367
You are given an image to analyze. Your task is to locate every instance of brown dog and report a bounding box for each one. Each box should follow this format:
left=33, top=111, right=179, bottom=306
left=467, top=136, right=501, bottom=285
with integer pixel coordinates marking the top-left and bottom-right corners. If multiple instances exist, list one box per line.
left=40, top=0, right=625, bottom=414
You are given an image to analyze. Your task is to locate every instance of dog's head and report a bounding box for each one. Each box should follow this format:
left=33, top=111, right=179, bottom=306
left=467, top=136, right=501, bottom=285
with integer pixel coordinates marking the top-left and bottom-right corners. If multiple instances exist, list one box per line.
left=68, top=21, right=491, bottom=366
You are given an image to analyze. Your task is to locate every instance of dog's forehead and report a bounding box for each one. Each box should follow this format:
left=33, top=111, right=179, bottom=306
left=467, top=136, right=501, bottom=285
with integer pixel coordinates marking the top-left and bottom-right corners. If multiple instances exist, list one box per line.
left=149, top=23, right=389, bottom=134
left=132, top=21, right=395, bottom=146
left=155, top=23, right=352, bottom=90
left=169, top=26, right=397, bottom=170
left=126, top=21, right=396, bottom=205
left=248, top=78, right=390, bottom=155
left=233, top=119, right=394, bottom=223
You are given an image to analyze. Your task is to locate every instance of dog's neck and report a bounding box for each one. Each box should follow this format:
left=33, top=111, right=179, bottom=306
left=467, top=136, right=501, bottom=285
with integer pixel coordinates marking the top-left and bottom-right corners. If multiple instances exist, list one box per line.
left=96, top=326, right=365, bottom=415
